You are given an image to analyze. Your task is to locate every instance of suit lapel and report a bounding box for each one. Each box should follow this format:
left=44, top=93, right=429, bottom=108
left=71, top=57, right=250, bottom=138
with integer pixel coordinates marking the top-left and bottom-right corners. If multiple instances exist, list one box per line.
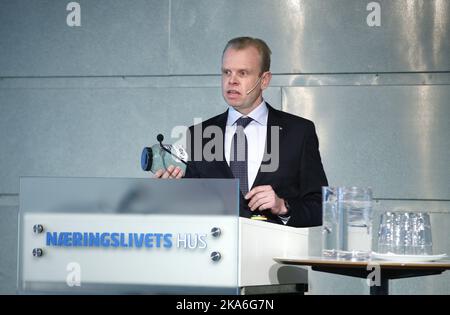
left=251, top=104, right=284, bottom=189
left=212, top=109, right=234, bottom=179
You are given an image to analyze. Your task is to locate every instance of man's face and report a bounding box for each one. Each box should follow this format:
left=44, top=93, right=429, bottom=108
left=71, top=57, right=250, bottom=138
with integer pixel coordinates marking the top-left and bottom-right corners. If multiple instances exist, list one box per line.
left=221, top=46, right=271, bottom=114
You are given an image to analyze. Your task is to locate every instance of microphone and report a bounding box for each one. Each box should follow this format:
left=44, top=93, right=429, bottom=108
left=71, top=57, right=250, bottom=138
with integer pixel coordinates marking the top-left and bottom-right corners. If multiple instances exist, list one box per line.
left=246, top=76, right=262, bottom=95
left=157, top=134, right=188, bottom=166
left=141, top=134, right=188, bottom=173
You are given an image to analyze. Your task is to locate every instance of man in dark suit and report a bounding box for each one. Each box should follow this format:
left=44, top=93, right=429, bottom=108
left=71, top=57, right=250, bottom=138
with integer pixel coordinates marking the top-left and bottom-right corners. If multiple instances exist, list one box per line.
left=155, top=37, right=328, bottom=228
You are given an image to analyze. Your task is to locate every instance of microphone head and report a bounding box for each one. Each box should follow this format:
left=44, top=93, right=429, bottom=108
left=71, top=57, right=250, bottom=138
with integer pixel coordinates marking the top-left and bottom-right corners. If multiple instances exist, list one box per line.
left=157, top=134, right=164, bottom=143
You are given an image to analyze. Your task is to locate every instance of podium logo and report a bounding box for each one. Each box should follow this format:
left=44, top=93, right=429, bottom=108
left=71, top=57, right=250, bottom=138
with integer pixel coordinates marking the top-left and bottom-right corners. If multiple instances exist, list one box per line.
left=177, top=233, right=207, bottom=249
left=46, top=232, right=173, bottom=248
left=46, top=232, right=209, bottom=250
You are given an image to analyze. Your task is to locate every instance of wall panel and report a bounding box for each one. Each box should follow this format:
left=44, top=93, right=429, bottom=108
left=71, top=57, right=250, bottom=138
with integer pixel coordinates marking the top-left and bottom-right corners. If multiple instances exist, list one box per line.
left=283, top=85, right=450, bottom=200
left=0, top=0, right=169, bottom=76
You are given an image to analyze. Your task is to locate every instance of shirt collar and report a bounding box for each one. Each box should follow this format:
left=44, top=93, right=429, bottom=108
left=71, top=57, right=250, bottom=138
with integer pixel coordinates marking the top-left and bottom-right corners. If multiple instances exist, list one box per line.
left=227, top=100, right=268, bottom=126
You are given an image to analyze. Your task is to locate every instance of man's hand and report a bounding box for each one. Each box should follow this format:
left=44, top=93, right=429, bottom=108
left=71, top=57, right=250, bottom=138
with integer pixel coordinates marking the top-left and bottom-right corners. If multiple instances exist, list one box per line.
left=245, top=185, right=288, bottom=216
left=153, top=165, right=184, bottom=179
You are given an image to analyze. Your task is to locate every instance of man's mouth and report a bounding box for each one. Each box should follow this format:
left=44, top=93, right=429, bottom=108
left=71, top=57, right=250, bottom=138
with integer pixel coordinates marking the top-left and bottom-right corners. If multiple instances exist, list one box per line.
left=227, top=90, right=241, bottom=96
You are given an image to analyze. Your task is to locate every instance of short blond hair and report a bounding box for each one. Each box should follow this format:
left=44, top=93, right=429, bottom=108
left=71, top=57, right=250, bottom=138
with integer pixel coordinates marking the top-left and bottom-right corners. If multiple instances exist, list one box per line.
left=223, top=37, right=272, bottom=73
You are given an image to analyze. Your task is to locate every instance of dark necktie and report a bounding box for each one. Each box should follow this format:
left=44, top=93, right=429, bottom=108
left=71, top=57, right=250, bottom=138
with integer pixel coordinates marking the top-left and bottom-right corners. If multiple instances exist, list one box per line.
left=230, top=116, right=253, bottom=195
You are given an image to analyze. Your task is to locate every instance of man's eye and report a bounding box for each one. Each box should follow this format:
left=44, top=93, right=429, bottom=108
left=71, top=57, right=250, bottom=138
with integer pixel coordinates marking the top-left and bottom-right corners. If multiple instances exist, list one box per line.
left=239, top=71, right=247, bottom=76
left=222, top=70, right=231, bottom=75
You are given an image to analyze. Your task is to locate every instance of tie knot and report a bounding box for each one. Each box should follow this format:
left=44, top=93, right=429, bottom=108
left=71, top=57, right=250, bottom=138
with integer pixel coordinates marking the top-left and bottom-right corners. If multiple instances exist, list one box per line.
left=236, top=116, right=253, bottom=129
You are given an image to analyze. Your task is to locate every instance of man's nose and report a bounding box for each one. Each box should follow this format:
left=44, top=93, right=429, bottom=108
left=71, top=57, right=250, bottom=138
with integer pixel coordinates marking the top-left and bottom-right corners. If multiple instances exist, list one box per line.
left=228, top=73, right=239, bottom=85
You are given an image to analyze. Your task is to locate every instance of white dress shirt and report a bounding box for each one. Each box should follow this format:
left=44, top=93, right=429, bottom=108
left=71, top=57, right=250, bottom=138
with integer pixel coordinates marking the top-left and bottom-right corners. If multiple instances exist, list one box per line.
left=224, top=100, right=268, bottom=190
left=224, top=100, right=290, bottom=224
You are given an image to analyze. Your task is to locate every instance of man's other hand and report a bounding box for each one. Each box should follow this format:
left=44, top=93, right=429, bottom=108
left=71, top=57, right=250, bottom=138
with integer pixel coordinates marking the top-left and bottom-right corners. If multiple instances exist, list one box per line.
left=245, top=185, right=288, bottom=216
left=153, top=165, right=184, bottom=179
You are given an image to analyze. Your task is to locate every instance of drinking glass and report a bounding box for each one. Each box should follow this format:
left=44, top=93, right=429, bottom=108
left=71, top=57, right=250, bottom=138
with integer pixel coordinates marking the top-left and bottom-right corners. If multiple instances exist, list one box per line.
left=377, top=211, right=432, bottom=255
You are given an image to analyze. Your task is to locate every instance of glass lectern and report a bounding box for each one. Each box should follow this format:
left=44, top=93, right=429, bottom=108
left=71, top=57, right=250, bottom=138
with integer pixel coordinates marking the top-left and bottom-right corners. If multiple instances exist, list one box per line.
left=18, top=177, right=240, bottom=294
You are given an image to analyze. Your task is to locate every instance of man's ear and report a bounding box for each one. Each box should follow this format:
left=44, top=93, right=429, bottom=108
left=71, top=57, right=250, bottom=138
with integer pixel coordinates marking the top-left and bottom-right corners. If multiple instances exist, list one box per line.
left=261, top=72, right=272, bottom=90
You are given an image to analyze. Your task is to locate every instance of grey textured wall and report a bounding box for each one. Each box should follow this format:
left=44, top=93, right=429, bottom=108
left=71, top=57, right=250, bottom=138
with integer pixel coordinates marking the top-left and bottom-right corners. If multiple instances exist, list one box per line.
left=1, top=0, right=449, bottom=294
